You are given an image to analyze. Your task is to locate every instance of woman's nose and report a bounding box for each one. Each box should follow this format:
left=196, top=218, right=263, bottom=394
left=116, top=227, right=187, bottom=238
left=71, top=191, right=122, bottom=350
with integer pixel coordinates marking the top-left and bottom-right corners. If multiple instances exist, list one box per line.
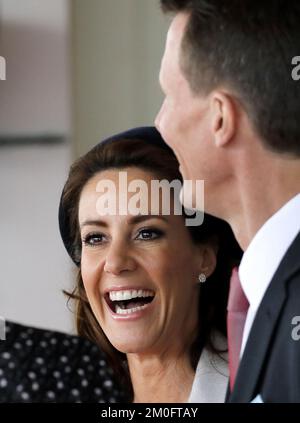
left=103, top=240, right=137, bottom=275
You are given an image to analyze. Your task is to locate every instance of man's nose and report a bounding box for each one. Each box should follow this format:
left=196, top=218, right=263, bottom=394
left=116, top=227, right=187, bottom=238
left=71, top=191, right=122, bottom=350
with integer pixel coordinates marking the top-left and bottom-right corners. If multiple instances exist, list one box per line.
left=154, top=105, right=163, bottom=132
left=103, top=240, right=137, bottom=275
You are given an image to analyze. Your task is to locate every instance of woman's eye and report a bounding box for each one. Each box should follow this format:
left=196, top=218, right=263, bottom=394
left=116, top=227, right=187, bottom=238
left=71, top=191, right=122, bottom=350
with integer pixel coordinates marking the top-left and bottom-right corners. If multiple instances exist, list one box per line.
left=82, top=233, right=105, bottom=246
left=136, top=229, right=163, bottom=241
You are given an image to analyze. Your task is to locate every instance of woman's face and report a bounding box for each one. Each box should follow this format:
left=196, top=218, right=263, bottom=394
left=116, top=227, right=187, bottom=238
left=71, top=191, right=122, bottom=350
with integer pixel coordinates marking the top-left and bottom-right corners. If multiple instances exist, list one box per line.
left=78, top=167, right=215, bottom=355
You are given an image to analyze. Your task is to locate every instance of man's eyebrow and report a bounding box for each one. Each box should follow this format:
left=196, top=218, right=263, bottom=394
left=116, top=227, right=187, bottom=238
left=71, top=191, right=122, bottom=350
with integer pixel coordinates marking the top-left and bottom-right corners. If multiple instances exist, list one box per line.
left=80, top=215, right=168, bottom=230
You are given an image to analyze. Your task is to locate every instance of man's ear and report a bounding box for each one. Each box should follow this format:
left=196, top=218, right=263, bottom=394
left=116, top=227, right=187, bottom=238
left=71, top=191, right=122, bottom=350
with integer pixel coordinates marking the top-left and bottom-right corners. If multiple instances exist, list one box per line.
left=210, top=91, right=237, bottom=148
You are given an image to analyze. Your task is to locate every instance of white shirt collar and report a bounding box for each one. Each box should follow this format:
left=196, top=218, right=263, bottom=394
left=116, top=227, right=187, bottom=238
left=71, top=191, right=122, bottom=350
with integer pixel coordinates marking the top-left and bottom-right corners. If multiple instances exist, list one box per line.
left=239, top=193, right=300, bottom=313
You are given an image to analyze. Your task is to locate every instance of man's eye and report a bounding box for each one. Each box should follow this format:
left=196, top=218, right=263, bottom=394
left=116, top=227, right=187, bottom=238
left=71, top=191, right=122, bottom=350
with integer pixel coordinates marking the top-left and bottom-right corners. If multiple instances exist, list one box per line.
left=82, top=233, right=105, bottom=246
left=136, top=229, right=164, bottom=241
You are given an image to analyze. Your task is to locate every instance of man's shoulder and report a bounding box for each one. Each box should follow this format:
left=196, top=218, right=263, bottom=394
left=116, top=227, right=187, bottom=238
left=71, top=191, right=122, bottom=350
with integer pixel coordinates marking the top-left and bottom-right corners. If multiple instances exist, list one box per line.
left=275, top=230, right=300, bottom=306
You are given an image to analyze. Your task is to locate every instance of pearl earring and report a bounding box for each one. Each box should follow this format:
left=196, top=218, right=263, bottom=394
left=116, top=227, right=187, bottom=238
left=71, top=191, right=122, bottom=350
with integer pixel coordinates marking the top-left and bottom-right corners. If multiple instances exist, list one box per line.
left=198, top=273, right=206, bottom=283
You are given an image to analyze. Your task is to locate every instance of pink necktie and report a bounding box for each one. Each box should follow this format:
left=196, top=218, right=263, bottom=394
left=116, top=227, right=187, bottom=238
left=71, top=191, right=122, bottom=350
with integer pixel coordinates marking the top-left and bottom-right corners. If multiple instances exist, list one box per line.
left=227, top=267, right=249, bottom=391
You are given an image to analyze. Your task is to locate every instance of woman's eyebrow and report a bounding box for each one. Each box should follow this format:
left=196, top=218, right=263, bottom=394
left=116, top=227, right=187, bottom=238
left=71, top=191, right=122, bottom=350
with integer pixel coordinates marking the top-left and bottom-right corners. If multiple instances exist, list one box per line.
left=80, top=215, right=168, bottom=230
left=129, top=214, right=168, bottom=225
left=80, top=219, right=108, bottom=230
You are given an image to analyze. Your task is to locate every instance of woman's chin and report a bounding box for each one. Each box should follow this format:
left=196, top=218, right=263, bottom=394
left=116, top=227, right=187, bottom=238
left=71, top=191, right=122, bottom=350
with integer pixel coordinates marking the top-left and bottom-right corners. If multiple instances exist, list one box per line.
left=110, top=339, right=151, bottom=355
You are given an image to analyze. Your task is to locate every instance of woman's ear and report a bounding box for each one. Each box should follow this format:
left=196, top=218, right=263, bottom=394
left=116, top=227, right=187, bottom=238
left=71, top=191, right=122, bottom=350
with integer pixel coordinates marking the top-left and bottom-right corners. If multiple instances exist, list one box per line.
left=196, top=241, right=218, bottom=278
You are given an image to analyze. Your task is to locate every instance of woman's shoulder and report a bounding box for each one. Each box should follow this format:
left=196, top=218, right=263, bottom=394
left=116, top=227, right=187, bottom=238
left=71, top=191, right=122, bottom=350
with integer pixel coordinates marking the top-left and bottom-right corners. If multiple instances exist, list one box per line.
left=188, top=332, right=229, bottom=403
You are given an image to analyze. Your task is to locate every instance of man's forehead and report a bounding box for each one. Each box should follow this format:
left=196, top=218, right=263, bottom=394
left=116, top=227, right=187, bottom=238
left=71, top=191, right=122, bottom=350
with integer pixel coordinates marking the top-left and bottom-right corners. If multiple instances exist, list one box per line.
left=160, top=13, right=189, bottom=87
left=159, top=13, right=187, bottom=90
left=167, top=12, right=189, bottom=50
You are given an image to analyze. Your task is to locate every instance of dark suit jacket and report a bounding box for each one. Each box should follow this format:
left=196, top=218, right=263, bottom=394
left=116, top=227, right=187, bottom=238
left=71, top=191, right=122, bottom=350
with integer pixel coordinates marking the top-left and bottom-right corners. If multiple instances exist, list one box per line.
left=227, top=230, right=300, bottom=403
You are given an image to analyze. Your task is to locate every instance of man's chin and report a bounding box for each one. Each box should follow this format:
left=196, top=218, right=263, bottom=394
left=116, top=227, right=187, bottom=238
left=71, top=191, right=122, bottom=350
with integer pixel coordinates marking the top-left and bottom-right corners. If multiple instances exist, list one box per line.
left=179, top=181, right=204, bottom=212
left=179, top=165, right=186, bottom=179
left=179, top=185, right=190, bottom=209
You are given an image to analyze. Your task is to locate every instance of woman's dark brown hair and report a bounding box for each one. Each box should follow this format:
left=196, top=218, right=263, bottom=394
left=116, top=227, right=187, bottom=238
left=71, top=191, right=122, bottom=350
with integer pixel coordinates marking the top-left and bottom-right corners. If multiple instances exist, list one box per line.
left=59, top=128, right=242, bottom=401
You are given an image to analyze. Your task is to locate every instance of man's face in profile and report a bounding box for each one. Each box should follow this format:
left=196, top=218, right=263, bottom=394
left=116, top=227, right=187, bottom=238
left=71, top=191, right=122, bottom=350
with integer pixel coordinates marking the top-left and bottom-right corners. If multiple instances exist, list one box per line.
left=155, top=13, right=217, bottom=211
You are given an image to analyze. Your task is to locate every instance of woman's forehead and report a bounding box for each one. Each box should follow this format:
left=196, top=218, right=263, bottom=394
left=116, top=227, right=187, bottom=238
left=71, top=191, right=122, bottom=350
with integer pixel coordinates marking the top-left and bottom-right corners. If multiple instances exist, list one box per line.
left=79, top=167, right=183, bottom=223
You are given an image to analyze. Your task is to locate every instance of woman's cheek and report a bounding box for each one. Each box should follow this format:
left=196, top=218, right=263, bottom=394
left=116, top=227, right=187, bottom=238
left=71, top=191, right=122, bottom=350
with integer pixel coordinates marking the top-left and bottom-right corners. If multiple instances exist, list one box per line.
left=81, top=251, right=99, bottom=288
left=81, top=255, right=103, bottom=315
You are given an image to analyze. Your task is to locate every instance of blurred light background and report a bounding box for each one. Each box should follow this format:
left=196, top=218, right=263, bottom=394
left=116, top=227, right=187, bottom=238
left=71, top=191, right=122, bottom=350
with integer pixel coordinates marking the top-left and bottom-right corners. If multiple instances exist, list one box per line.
left=0, top=0, right=168, bottom=333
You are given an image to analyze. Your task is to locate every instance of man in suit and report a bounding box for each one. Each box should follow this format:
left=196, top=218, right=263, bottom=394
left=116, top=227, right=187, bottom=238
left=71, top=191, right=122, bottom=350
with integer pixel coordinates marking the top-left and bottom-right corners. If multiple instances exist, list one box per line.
left=155, top=0, right=300, bottom=402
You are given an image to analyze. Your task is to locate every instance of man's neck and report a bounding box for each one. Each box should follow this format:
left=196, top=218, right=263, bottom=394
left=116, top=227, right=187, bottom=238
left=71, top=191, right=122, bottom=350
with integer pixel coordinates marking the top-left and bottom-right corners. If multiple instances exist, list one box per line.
left=222, top=156, right=300, bottom=251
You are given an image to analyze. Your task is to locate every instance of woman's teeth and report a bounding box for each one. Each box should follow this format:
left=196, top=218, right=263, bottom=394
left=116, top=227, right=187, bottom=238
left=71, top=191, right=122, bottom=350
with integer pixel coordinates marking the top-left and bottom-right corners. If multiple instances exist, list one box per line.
left=109, top=289, right=154, bottom=302
left=115, top=303, right=149, bottom=315
left=108, top=289, right=155, bottom=315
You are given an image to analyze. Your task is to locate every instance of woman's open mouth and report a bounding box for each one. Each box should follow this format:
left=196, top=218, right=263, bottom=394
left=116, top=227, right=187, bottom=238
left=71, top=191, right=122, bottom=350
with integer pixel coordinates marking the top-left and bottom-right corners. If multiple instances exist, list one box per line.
left=105, top=289, right=155, bottom=316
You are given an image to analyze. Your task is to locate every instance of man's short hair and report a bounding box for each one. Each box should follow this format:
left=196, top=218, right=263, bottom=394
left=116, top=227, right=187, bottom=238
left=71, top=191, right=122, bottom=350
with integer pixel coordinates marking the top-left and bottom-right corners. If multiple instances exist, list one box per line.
left=161, top=0, right=300, bottom=156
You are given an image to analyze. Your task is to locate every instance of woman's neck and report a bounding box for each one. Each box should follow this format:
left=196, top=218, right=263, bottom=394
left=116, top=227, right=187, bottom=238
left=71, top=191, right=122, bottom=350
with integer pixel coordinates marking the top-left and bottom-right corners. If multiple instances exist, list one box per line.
left=127, top=351, right=195, bottom=403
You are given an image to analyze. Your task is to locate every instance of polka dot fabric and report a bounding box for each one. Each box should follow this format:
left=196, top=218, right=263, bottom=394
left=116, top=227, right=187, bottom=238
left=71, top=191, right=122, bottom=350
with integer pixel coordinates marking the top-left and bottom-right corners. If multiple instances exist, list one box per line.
left=0, top=321, right=126, bottom=403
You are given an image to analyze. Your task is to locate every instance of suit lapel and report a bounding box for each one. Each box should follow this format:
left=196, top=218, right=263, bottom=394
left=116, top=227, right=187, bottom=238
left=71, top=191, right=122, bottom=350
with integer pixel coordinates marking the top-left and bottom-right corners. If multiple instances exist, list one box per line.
left=228, top=231, right=300, bottom=402
left=225, top=383, right=231, bottom=402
